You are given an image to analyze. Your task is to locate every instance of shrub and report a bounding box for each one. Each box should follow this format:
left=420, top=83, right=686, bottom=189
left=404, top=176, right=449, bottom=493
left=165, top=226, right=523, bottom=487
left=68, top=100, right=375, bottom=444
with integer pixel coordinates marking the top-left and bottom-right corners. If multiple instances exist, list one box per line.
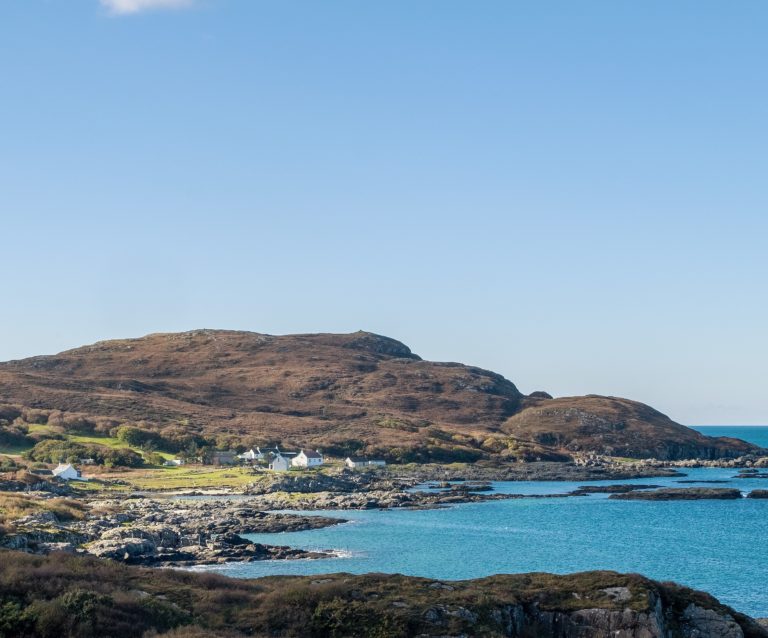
left=0, top=426, right=34, bottom=450
left=20, top=408, right=49, bottom=425
left=47, top=411, right=98, bottom=435
left=0, top=405, right=22, bottom=425
left=24, top=440, right=144, bottom=468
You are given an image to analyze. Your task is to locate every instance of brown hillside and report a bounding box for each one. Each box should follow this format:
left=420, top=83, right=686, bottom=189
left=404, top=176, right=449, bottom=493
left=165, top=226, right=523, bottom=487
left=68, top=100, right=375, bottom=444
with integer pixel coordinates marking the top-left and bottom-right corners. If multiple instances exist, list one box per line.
left=0, top=329, right=760, bottom=460
left=505, top=395, right=757, bottom=460
left=0, top=330, right=523, bottom=459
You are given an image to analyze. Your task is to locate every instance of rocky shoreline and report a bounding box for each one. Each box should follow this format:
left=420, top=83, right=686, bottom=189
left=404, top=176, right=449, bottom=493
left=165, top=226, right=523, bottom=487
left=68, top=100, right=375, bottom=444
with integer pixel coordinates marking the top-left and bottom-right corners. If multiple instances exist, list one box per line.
left=1, top=497, right=346, bottom=566
left=4, top=458, right=768, bottom=569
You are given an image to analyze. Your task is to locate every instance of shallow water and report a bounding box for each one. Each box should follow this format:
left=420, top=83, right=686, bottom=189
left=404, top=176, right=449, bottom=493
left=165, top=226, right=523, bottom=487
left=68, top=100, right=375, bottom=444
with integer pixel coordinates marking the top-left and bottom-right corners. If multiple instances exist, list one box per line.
left=194, top=427, right=768, bottom=617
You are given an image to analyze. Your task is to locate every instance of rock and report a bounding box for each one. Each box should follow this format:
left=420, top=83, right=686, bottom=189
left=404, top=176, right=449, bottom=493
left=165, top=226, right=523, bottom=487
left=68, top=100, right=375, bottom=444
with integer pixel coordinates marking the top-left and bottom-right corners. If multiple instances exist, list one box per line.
left=36, top=542, right=76, bottom=554
left=88, top=537, right=157, bottom=562
left=14, top=510, right=60, bottom=526
left=600, top=586, right=632, bottom=602
left=609, top=488, right=743, bottom=501
left=747, top=490, right=768, bottom=499
left=570, top=484, right=662, bottom=495
left=681, top=603, right=744, bottom=638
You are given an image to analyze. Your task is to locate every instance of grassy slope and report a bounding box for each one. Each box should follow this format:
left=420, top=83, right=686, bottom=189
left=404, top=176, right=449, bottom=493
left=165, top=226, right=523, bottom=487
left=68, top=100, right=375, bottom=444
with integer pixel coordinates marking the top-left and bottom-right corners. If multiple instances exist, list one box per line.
left=0, top=430, right=176, bottom=466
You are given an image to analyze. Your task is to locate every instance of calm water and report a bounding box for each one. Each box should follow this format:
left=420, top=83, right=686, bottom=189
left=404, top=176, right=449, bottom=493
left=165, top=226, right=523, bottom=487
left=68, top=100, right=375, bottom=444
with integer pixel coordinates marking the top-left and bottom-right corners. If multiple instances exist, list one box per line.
left=196, top=427, right=768, bottom=617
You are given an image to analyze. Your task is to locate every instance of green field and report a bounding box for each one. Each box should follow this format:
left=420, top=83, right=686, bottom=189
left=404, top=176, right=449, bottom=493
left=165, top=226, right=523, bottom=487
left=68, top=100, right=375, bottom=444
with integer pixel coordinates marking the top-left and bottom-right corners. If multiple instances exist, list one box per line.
left=119, top=465, right=262, bottom=490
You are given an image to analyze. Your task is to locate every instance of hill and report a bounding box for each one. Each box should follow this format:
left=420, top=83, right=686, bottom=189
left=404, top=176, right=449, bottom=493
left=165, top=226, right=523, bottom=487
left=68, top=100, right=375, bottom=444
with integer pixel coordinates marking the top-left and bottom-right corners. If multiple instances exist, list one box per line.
left=0, top=551, right=765, bottom=638
left=0, top=329, right=760, bottom=461
left=504, top=394, right=758, bottom=460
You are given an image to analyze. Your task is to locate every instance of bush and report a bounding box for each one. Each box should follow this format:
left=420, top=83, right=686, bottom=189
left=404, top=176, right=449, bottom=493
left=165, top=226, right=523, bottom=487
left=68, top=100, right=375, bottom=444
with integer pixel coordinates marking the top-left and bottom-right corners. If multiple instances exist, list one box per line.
left=0, top=405, right=22, bottom=425
left=0, top=456, right=20, bottom=472
left=100, top=448, right=144, bottom=468
left=24, top=440, right=144, bottom=468
left=47, top=412, right=97, bottom=435
left=0, top=426, right=33, bottom=450
left=310, top=597, right=407, bottom=638
left=24, top=440, right=88, bottom=464
left=20, top=408, right=49, bottom=425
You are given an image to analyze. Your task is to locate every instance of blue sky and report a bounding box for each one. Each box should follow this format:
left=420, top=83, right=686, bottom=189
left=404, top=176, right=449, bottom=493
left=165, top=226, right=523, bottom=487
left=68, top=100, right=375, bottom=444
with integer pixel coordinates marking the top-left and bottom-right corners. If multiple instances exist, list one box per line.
left=1, top=1, right=766, bottom=424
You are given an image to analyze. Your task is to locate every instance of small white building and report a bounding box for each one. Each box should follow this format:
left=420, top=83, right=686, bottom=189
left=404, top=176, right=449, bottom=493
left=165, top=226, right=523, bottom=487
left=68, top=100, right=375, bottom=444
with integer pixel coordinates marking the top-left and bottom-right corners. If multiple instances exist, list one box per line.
left=345, top=457, right=386, bottom=469
left=291, top=449, right=323, bottom=468
left=238, top=448, right=263, bottom=462
left=163, top=459, right=184, bottom=467
left=52, top=463, right=86, bottom=481
left=269, top=453, right=291, bottom=472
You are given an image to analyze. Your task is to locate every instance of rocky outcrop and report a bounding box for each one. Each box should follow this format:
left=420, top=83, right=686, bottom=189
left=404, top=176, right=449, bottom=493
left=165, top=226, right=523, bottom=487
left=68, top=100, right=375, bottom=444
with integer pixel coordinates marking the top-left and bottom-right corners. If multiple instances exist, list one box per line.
left=242, top=488, right=522, bottom=510
left=5, top=497, right=344, bottom=566
left=569, top=484, right=663, bottom=495
left=390, top=460, right=683, bottom=482
left=246, top=470, right=391, bottom=494
left=610, top=488, right=744, bottom=501
left=1, top=553, right=765, bottom=638
left=73, top=498, right=345, bottom=564
left=85, top=526, right=327, bottom=566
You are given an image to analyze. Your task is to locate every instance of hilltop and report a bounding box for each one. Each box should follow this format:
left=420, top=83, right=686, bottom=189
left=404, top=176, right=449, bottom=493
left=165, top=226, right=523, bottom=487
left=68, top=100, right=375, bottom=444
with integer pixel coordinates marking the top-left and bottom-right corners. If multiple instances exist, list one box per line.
left=0, top=329, right=760, bottom=462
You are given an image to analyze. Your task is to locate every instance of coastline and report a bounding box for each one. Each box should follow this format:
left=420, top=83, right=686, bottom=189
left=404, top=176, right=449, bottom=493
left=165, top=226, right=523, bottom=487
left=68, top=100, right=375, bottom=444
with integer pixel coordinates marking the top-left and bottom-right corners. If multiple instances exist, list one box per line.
left=5, top=457, right=768, bottom=569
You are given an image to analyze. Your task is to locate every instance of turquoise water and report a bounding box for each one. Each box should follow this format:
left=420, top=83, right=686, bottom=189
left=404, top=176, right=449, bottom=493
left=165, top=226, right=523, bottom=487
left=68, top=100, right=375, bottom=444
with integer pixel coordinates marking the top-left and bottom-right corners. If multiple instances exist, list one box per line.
left=195, top=427, right=768, bottom=617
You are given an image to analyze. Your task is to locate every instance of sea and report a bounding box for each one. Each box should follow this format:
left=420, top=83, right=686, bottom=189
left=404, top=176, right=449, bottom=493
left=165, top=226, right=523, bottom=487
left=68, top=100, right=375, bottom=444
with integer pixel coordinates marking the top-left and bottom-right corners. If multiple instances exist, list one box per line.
left=193, top=426, right=768, bottom=618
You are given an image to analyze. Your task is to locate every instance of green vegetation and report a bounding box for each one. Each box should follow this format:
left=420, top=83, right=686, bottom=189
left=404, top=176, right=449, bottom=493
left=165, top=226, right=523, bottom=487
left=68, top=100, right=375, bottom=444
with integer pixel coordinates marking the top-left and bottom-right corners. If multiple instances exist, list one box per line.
left=23, top=440, right=144, bottom=468
left=0, top=494, right=86, bottom=534
left=120, top=466, right=259, bottom=491
left=0, top=551, right=763, bottom=638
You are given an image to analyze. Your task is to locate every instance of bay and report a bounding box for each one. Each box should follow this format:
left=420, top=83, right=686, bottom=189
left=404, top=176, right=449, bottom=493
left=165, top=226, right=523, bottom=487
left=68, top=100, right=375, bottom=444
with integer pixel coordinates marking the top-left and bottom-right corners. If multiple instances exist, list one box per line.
left=194, top=427, right=768, bottom=618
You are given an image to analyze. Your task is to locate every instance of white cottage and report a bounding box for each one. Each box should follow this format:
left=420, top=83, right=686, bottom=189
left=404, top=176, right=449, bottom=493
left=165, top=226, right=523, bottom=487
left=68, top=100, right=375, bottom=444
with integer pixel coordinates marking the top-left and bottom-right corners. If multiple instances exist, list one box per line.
left=238, top=448, right=264, bottom=462
left=345, top=457, right=386, bottom=469
left=291, top=449, right=323, bottom=468
left=269, top=453, right=291, bottom=472
left=52, top=463, right=86, bottom=481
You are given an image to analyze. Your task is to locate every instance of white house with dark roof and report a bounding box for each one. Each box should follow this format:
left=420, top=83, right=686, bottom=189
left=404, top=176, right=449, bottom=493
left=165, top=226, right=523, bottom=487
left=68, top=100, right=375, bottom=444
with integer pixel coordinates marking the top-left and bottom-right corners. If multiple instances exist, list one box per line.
left=291, top=449, right=323, bottom=468
left=52, top=463, right=86, bottom=481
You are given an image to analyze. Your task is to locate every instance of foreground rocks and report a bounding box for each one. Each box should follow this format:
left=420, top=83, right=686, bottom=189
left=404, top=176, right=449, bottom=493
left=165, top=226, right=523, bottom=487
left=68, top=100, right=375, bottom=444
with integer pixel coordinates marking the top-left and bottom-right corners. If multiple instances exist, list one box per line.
left=1, top=551, right=765, bottom=638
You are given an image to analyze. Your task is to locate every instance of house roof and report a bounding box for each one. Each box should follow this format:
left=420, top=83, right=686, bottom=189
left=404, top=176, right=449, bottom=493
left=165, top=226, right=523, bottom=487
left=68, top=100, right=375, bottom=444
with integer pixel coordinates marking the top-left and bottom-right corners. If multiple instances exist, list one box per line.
left=301, top=450, right=322, bottom=458
left=346, top=457, right=368, bottom=463
left=53, top=464, right=77, bottom=476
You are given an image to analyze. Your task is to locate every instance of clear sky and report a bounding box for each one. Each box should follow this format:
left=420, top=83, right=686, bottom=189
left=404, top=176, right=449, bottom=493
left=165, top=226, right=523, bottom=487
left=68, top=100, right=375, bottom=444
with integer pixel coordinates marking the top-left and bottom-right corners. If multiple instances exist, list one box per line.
left=1, top=1, right=766, bottom=424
